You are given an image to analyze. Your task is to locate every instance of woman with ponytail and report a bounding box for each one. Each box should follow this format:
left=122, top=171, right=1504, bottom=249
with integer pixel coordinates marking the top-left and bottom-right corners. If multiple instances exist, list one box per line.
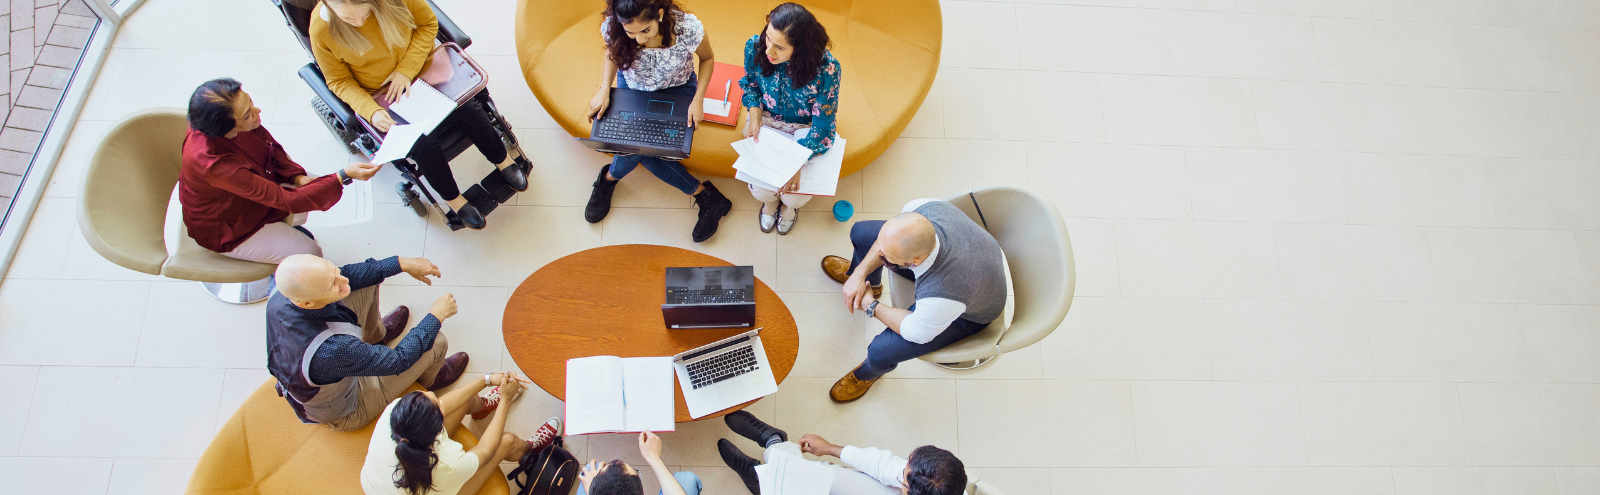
left=360, top=371, right=562, bottom=495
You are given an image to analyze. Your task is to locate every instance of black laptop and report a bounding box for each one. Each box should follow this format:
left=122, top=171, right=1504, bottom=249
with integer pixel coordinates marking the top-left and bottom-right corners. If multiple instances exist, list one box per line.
left=577, top=87, right=695, bottom=160
left=662, top=266, right=756, bottom=329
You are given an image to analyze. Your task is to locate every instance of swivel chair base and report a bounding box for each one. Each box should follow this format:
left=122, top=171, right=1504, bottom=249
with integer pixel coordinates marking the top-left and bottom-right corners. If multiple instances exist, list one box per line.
left=927, top=354, right=998, bottom=371
left=200, top=276, right=275, bottom=305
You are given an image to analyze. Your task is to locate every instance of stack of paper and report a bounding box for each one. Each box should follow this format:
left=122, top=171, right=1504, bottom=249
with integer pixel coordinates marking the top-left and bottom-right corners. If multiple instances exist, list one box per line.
left=755, top=447, right=834, bottom=495
left=564, top=356, right=677, bottom=435
left=387, top=80, right=457, bottom=132
left=732, top=127, right=846, bottom=197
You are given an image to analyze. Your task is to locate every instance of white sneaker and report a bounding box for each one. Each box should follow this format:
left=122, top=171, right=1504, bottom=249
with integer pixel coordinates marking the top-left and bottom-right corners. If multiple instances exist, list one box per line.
left=759, top=204, right=779, bottom=233
left=776, top=208, right=798, bottom=235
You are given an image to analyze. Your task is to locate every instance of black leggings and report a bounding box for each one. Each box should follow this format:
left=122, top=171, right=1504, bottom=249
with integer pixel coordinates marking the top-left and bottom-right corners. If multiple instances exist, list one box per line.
left=406, top=99, right=507, bottom=201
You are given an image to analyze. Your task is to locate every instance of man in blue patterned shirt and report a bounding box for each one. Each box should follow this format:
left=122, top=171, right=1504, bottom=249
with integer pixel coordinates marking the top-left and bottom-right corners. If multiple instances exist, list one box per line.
left=266, top=254, right=470, bottom=431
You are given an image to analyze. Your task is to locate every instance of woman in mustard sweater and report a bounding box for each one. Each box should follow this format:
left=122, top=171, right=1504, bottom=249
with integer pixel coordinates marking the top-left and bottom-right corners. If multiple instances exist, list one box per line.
left=310, top=0, right=524, bottom=230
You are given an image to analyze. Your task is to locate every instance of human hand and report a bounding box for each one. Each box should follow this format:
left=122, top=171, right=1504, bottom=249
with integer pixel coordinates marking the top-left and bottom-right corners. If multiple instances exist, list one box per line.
left=343, top=162, right=382, bottom=181
left=398, top=257, right=441, bottom=285
left=500, top=371, right=524, bottom=399
left=638, top=431, right=664, bottom=462
left=588, top=90, right=611, bottom=123
left=858, top=289, right=877, bottom=313
left=579, top=460, right=601, bottom=489
left=798, top=434, right=841, bottom=457
left=371, top=110, right=396, bottom=133
left=782, top=173, right=801, bottom=194
left=742, top=112, right=761, bottom=143
left=382, top=71, right=411, bottom=103
left=686, top=100, right=704, bottom=129
left=842, top=275, right=870, bottom=313
left=429, top=293, right=457, bottom=320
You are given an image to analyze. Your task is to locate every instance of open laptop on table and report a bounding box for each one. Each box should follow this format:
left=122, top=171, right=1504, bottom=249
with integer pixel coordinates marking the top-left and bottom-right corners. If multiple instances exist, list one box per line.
left=577, top=87, right=695, bottom=160
left=672, top=328, right=778, bottom=418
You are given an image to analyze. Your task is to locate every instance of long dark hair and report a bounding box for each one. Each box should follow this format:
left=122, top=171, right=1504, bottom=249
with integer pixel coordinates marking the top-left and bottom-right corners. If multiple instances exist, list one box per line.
left=604, top=0, right=680, bottom=71
left=905, top=445, right=966, bottom=495
left=390, top=392, right=445, bottom=495
left=756, top=3, right=830, bottom=89
left=187, top=78, right=243, bottom=138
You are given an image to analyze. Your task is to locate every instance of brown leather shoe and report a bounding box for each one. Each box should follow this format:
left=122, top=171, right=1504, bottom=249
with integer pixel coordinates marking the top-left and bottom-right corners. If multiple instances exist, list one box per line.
left=381, top=306, right=409, bottom=343
left=829, top=366, right=879, bottom=403
left=425, top=352, right=469, bottom=391
left=820, top=256, right=882, bottom=297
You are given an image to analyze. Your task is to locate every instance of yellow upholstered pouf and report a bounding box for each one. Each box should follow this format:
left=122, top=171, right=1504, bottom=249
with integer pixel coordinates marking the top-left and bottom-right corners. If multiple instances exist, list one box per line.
left=515, top=0, right=941, bottom=178
left=184, top=380, right=511, bottom=495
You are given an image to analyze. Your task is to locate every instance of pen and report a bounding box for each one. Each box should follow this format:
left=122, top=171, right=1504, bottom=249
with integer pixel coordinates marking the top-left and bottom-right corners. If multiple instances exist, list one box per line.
left=720, top=79, right=731, bottom=106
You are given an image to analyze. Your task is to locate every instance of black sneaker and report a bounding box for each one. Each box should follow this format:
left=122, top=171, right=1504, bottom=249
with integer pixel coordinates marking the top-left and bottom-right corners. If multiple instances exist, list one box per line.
left=724, top=410, right=786, bottom=447
left=691, top=181, right=732, bottom=242
left=454, top=203, right=486, bottom=230
left=717, top=438, right=763, bottom=494
left=585, top=165, right=618, bottom=224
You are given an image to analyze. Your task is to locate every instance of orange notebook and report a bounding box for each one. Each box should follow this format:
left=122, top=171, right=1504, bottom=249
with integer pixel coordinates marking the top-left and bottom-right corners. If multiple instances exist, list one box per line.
left=701, top=62, right=745, bottom=126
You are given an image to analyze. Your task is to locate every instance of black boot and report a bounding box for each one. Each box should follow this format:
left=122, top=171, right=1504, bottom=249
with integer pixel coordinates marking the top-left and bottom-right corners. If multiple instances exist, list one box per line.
left=691, top=181, right=732, bottom=242
left=454, top=202, right=486, bottom=230
left=717, top=438, right=762, bottom=494
left=724, top=410, right=786, bottom=447
left=585, top=165, right=618, bottom=223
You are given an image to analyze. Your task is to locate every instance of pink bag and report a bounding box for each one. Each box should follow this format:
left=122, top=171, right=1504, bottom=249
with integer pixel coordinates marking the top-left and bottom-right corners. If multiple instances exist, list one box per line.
left=373, top=46, right=458, bottom=108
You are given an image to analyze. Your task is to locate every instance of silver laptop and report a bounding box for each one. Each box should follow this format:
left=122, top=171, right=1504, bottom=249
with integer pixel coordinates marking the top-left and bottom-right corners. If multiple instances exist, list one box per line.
left=672, top=328, right=778, bottom=419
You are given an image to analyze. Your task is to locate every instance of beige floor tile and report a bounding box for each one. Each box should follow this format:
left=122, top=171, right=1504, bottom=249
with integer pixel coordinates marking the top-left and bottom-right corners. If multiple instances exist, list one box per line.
left=899, top=71, right=945, bottom=139
left=1235, top=0, right=1378, bottom=17
left=135, top=281, right=266, bottom=368
left=690, top=467, right=754, bottom=493
left=431, top=0, right=517, bottom=56
left=1167, top=11, right=1322, bottom=81
left=1454, top=25, right=1600, bottom=94
left=3, top=196, right=74, bottom=279
left=1205, top=300, right=1376, bottom=381
left=1042, top=297, right=1213, bottom=380
left=1484, top=157, right=1600, bottom=231
left=1050, top=468, right=1226, bottom=495
left=472, top=55, right=564, bottom=130
left=968, top=467, right=1051, bottom=494
left=421, top=205, right=602, bottom=287
left=1580, top=232, right=1600, bottom=304
left=265, top=123, right=364, bottom=177
left=1017, top=4, right=1173, bottom=75
left=770, top=210, right=889, bottom=294
left=1541, top=92, right=1600, bottom=161
left=597, top=207, right=777, bottom=282
left=773, top=377, right=958, bottom=462
left=1393, top=467, right=1559, bottom=495
left=862, top=137, right=1026, bottom=214
left=1360, top=302, right=1528, bottom=382
left=1273, top=223, right=1438, bottom=302
left=1298, top=382, right=1471, bottom=466
left=1518, top=305, right=1600, bottom=384
left=1225, top=467, right=1395, bottom=495
left=940, top=1, right=1020, bottom=69
left=1428, top=227, right=1589, bottom=305
left=265, top=52, right=325, bottom=128
left=1477, top=90, right=1566, bottom=160
left=1371, top=0, right=1539, bottom=26
left=59, top=227, right=167, bottom=282
left=778, top=291, right=869, bottom=379
left=1062, top=218, right=1120, bottom=297
left=1392, top=86, right=1504, bottom=157
left=93, top=49, right=294, bottom=126
left=215, top=368, right=272, bottom=433
left=40, top=119, right=111, bottom=199
left=1458, top=383, right=1600, bottom=466
left=21, top=366, right=223, bottom=458
left=312, top=204, right=431, bottom=268
left=0, top=366, right=39, bottom=456
left=1185, top=148, right=1345, bottom=224
left=108, top=458, right=201, bottom=495
left=379, top=285, right=510, bottom=374
left=652, top=396, right=776, bottom=468
left=1113, top=219, right=1281, bottom=299
left=1555, top=468, right=1600, bottom=495
left=940, top=68, right=1105, bottom=143
left=0, top=457, right=113, bottom=495
left=1026, top=142, right=1192, bottom=220
left=1339, top=153, right=1498, bottom=228
left=514, top=128, right=613, bottom=207
left=1251, top=80, right=1408, bottom=154
left=1100, top=74, right=1260, bottom=148
left=957, top=380, right=1137, bottom=467
left=1131, top=381, right=1306, bottom=467
left=884, top=327, right=1045, bottom=381
left=111, top=0, right=299, bottom=51
left=0, top=279, right=149, bottom=366
left=1312, top=18, right=1465, bottom=87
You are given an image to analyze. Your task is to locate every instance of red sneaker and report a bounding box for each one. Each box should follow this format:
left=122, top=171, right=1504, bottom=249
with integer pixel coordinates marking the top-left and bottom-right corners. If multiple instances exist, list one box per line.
left=471, top=387, right=501, bottom=421
left=526, top=417, right=562, bottom=452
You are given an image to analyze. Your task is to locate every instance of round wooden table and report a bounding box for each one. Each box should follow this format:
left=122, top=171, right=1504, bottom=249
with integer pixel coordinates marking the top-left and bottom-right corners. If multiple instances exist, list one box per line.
left=503, top=244, right=799, bottom=422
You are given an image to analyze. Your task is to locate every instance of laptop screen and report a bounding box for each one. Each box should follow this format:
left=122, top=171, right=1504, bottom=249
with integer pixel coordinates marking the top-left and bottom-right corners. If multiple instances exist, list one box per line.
left=647, top=99, right=674, bottom=115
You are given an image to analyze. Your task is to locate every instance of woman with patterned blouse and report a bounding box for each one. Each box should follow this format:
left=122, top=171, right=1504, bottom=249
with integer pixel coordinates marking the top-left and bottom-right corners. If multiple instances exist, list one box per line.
left=739, top=2, right=840, bottom=235
left=584, top=0, right=735, bottom=243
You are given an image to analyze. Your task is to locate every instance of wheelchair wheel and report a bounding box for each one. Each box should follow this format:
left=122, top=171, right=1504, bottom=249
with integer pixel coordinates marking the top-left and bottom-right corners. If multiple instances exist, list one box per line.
left=311, top=97, right=363, bottom=156
left=396, top=181, right=428, bottom=217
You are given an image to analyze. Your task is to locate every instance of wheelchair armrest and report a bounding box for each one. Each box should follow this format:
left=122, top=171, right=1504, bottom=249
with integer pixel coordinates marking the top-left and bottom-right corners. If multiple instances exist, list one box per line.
left=423, top=0, right=471, bottom=49
left=297, top=63, right=359, bottom=127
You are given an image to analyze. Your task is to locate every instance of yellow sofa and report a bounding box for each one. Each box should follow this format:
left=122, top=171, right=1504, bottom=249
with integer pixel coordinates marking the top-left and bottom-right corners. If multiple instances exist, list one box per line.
left=185, top=380, right=511, bottom=495
left=514, top=0, right=941, bottom=178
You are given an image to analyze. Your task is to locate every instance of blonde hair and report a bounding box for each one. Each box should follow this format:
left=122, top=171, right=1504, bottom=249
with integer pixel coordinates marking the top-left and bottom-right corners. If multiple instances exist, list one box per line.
left=323, top=0, right=416, bottom=55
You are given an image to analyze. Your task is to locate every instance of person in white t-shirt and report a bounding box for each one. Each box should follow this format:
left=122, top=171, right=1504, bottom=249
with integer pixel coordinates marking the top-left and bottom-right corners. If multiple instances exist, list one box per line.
left=714, top=411, right=968, bottom=495
left=360, top=372, right=561, bottom=495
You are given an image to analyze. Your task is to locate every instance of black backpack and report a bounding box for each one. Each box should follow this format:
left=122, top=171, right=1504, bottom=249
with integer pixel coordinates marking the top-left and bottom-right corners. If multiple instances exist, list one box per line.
left=508, top=436, right=579, bottom=495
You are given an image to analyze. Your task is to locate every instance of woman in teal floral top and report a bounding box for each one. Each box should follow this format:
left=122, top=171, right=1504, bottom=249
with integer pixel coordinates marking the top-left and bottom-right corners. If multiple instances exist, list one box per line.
left=738, top=2, right=840, bottom=235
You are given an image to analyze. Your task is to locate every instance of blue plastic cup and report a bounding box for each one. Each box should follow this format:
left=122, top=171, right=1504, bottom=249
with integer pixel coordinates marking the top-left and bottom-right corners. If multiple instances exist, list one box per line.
left=833, top=200, right=854, bottom=222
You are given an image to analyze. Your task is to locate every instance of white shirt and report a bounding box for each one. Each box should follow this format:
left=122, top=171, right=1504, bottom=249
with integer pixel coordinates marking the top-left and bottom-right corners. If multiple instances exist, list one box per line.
left=840, top=445, right=909, bottom=489
left=893, top=199, right=968, bottom=344
left=360, top=401, right=481, bottom=495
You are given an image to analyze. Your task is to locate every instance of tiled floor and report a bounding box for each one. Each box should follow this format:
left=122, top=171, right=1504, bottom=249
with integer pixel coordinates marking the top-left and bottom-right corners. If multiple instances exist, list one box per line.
left=3, top=0, right=1600, bottom=493
left=0, top=0, right=94, bottom=213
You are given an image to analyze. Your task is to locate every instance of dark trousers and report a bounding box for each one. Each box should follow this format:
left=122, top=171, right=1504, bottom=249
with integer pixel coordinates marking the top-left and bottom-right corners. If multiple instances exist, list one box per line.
left=407, top=99, right=507, bottom=201
left=607, top=74, right=701, bottom=195
left=846, top=220, right=988, bottom=380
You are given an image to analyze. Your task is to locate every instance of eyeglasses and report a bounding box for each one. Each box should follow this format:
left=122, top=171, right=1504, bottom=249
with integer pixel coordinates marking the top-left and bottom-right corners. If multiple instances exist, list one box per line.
left=878, top=255, right=904, bottom=272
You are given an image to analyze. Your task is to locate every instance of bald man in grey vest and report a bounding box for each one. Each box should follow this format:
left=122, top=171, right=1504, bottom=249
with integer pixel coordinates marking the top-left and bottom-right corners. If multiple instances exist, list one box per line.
left=820, top=198, right=1007, bottom=403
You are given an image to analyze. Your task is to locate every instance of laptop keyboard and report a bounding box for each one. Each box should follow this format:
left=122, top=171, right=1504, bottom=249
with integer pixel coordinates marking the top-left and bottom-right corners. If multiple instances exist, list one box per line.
left=686, top=346, right=759, bottom=390
left=596, top=118, right=686, bottom=148
left=666, top=288, right=750, bottom=304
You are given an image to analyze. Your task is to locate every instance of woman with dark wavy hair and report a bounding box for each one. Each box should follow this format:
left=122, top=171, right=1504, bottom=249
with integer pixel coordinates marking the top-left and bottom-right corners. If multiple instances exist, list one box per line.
left=358, top=372, right=562, bottom=495
left=738, top=2, right=840, bottom=236
left=583, top=0, right=734, bottom=244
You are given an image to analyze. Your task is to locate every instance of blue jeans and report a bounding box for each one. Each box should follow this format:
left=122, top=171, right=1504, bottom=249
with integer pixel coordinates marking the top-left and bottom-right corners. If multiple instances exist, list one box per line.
left=609, top=74, right=702, bottom=195
left=578, top=471, right=701, bottom=495
left=845, top=220, right=988, bottom=380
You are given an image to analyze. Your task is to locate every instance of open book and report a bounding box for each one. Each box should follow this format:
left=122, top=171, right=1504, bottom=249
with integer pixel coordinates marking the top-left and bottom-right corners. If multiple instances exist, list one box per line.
left=564, top=356, right=676, bottom=435
left=733, top=127, right=846, bottom=197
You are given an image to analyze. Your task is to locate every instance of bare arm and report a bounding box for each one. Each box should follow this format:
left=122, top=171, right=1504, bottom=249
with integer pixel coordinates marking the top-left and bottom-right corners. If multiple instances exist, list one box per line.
left=843, top=239, right=886, bottom=313
left=466, top=374, right=526, bottom=464
left=686, top=33, right=715, bottom=128
left=588, top=55, right=619, bottom=123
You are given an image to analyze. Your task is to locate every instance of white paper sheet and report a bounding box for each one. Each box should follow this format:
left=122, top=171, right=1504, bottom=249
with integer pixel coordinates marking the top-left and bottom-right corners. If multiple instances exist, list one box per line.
left=387, top=80, right=456, bottom=132
left=755, top=447, right=835, bottom=495
left=733, top=128, right=845, bottom=196
left=302, top=179, right=372, bottom=228
left=730, top=127, right=813, bottom=187
left=565, top=356, right=626, bottom=435
left=703, top=98, right=734, bottom=118
left=621, top=357, right=676, bottom=433
left=371, top=124, right=426, bottom=165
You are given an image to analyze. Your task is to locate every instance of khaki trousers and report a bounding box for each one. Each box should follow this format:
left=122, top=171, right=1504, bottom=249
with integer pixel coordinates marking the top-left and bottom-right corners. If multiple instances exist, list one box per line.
left=322, top=285, right=450, bottom=432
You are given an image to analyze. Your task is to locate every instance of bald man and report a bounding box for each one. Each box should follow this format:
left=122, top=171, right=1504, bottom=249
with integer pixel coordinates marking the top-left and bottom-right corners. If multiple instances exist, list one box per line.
left=267, top=254, right=469, bottom=431
left=820, top=198, right=1006, bottom=402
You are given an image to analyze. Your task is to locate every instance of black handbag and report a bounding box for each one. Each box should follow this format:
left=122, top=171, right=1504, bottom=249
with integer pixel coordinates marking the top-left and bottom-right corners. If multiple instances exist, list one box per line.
left=507, top=436, right=580, bottom=495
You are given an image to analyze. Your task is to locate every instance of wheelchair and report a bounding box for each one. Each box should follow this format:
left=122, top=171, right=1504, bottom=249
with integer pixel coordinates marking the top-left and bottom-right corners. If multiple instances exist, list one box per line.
left=270, top=0, right=532, bottom=231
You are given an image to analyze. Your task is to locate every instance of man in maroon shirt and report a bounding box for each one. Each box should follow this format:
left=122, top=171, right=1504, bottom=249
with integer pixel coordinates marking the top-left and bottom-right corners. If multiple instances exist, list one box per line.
left=180, top=78, right=381, bottom=263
